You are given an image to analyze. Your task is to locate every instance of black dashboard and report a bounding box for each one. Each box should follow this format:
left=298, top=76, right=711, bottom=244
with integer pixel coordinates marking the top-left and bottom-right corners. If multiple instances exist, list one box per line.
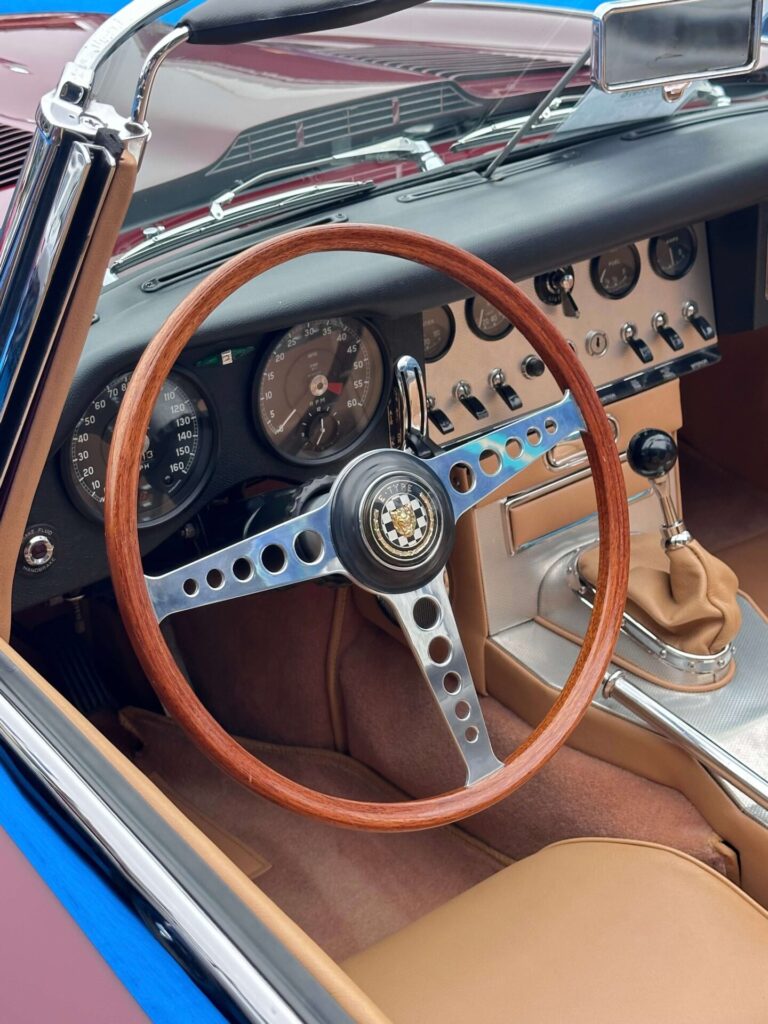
left=13, top=106, right=768, bottom=612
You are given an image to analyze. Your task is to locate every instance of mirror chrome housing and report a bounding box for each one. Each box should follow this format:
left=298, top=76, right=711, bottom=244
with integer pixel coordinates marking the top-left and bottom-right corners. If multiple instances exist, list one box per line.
left=592, top=0, right=764, bottom=93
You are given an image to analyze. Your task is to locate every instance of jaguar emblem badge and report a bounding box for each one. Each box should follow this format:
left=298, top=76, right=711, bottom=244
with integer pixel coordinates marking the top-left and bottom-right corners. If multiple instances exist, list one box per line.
left=366, top=477, right=439, bottom=565
left=389, top=503, right=417, bottom=540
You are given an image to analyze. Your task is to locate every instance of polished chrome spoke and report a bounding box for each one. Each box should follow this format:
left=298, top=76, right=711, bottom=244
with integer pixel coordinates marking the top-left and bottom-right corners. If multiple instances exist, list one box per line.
left=147, top=501, right=344, bottom=622
left=383, top=575, right=503, bottom=786
left=428, top=392, right=585, bottom=518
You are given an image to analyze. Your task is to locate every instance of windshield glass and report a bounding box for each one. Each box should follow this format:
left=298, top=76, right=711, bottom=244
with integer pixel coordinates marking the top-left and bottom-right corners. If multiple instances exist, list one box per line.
left=108, top=1, right=768, bottom=241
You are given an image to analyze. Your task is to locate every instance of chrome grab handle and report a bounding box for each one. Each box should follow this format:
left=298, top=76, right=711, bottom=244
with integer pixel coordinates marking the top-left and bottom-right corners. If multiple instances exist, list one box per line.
left=545, top=413, right=619, bottom=472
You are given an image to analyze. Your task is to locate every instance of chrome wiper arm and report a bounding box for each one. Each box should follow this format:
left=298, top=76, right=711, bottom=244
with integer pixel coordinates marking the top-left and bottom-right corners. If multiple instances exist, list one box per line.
left=451, top=94, right=582, bottom=152
left=481, top=47, right=591, bottom=179
left=209, top=136, right=443, bottom=219
left=109, top=180, right=374, bottom=278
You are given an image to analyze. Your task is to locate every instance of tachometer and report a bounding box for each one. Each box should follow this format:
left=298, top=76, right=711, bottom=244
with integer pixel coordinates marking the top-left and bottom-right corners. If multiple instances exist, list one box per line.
left=590, top=244, right=641, bottom=300
left=65, top=371, right=214, bottom=526
left=255, top=318, right=385, bottom=462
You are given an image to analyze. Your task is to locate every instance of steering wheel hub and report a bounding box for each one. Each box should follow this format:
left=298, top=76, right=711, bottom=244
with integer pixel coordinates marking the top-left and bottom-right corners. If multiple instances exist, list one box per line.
left=332, top=450, right=455, bottom=593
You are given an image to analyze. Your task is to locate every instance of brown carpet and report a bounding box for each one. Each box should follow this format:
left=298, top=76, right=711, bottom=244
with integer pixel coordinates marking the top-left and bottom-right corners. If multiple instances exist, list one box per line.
left=680, top=441, right=768, bottom=557
left=338, top=617, right=730, bottom=873
left=680, top=442, right=768, bottom=613
left=121, top=707, right=508, bottom=961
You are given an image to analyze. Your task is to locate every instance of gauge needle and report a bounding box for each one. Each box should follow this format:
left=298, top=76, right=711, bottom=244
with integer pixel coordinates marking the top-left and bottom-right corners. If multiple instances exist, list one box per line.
left=317, top=418, right=327, bottom=443
left=276, top=409, right=297, bottom=433
left=327, top=382, right=343, bottom=396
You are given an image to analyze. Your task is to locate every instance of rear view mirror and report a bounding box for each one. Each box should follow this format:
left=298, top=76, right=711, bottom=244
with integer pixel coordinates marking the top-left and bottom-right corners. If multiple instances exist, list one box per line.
left=592, top=0, right=764, bottom=92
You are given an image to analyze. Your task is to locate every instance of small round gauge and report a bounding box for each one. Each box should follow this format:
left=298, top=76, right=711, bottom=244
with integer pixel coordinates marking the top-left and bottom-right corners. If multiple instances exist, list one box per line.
left=649, top=227, right=697, bottom=280
left=465, top=296, right=513, bottom=340
left=422, top=306, right=456, bottom=363
left=590, top=244, right=641, bottom=300
left=65, top=371, right=214, bottom=526
left=255, top=317, right=385, bottom=463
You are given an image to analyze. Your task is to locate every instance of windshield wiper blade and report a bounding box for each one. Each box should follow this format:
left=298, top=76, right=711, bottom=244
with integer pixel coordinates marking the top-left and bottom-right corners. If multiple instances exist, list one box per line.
left=451, top=95, right=582, bottom=152
left=108, top=180, right=375, bottom=278
left=209, top=136, right=444, bottom=219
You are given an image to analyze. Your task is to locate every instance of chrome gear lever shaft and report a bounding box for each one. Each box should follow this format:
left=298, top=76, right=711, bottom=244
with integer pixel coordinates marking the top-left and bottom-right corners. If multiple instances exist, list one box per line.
left=627, top=429, right=691, bottom=549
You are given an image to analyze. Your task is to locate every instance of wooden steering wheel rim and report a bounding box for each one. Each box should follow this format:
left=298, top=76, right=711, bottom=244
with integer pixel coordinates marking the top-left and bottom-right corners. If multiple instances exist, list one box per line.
left=105, top=223, right=629, bottom=832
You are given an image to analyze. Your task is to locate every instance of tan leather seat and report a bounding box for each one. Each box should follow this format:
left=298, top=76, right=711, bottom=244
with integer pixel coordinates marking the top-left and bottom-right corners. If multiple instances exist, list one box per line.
left=344, top=838, right=768, bottom=1023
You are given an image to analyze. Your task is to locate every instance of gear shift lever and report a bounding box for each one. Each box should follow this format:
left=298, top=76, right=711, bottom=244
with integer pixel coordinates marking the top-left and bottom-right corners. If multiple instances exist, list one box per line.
left=627, top=429, right=691, bottom=549
left=577, top=427, right=740, bottom=666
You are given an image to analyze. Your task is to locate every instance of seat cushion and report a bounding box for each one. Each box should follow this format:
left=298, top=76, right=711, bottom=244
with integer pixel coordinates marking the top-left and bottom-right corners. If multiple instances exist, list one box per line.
left=344, top=838, right=768, bottom=1024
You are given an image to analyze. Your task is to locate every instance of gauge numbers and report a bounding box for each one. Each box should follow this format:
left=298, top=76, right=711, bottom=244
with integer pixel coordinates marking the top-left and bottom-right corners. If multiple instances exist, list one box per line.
left=466, top=296, right=513, bottom=340
left=66, top=371, right=213, bottom=526
left=649, top=227, right=697, bottom=280
left=255, top=318, right=385, bottom=462
left=422, top=306, right=456, bottom=362
left=590, top=244, right=641, bottom=299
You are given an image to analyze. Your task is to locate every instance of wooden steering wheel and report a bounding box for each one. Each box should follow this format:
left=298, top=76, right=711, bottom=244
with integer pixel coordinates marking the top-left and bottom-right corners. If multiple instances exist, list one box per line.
left=105, top=224, right=629, bottom=832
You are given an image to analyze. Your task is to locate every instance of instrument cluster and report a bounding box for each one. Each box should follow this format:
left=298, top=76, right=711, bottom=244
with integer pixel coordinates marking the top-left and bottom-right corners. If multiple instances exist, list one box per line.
left=421, top=224, right=717, bottom=444
left=61, top=315, right=391, bottom=530
left=57, top=225, right=714, bottom=530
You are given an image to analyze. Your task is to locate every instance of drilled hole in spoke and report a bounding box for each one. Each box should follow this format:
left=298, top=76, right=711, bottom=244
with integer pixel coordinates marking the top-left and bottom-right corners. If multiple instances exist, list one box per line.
left=443, top=672, right=461, bottom=695
left=294, top=530, right=324, bottom=565
left=428, top=636, right=452, bottom=665
left=505, top=438, right=523, bottom=459
left=261, top=544, right=287, bottom=574
left=206, top=568, right=225, bottom=590
left=232, top=558, right=253, bottom=582
left=455, top=700, right=471, bottom=721
left=449, top=463, right=475, bottom=493
left=479, top=449, right=502, bottom=476
left=413, top=597, right=441, bottom=630
left=544, top=418, right=557, bottom=435
left=526, top=426, right=542, bottom=446
left=183, top=578, right=198, bottom=597
left=465, top=726, right=479, bottom=743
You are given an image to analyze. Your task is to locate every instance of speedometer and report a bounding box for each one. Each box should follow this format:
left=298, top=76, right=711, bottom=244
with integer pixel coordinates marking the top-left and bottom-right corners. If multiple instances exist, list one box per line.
left=255, top=318, right=385, bottom=463
left=65, top=371, right=214, bottom=526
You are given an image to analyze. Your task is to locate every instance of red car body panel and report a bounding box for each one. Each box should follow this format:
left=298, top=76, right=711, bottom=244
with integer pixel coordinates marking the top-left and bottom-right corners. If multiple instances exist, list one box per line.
left=0, top=5, right=590, bottom=225
left=0, top=825, right=149, bottom=1023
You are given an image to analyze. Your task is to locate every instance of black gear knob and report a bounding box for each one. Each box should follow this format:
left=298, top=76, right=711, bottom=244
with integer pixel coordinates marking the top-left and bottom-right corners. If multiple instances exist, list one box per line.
left=627, top=429, right=678, bottom=480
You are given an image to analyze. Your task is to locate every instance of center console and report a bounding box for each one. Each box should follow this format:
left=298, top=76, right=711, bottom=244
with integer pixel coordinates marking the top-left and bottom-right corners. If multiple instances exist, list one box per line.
left=434, top=229, right=768, bottom=832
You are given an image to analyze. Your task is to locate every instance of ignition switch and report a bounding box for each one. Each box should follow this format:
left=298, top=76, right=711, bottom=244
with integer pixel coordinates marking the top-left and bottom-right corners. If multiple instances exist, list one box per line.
left=534, top=266, right=580, bottom=318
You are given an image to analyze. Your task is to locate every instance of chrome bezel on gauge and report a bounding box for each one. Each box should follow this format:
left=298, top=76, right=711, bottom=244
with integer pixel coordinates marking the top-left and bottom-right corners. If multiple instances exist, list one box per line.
left=649, top=226, right=698, bottom=281
left=590, top=243, right=641, bottom=300
left=252, top=316, right=388, bottom=466
left=62, top=367, right=216, bottom=529
left=422, top=305, right=456, bottom=363
left=465, top=296, right=514, bottom=341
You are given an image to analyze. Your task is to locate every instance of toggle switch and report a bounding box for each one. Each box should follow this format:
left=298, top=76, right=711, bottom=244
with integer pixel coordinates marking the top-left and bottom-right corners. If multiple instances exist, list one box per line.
left=682, top=300, right=715, bottom=341
left=621, top=322, right=653, bottom=364
left=489, top=369, right=522, bottom=411
left=426, top=395, right=454, bottom=435
left=454, top=380, right=489, bottom=420
left=652, top=312, right=684, bottom=352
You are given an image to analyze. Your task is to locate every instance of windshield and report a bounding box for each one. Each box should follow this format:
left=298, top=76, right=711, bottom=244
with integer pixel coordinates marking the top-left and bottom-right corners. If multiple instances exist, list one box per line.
left=109, top=1, right=768, bottom=243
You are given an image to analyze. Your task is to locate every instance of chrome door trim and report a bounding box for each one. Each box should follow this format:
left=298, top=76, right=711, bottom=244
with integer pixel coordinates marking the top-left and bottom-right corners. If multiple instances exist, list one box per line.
left=0, top=659, right=342, bottom=1023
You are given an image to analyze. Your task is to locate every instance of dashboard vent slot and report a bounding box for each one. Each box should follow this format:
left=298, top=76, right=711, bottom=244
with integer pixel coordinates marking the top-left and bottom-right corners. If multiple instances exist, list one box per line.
left=0, top=122, right=32, bottom=189
left=207, top=83, right=482, bottom=180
